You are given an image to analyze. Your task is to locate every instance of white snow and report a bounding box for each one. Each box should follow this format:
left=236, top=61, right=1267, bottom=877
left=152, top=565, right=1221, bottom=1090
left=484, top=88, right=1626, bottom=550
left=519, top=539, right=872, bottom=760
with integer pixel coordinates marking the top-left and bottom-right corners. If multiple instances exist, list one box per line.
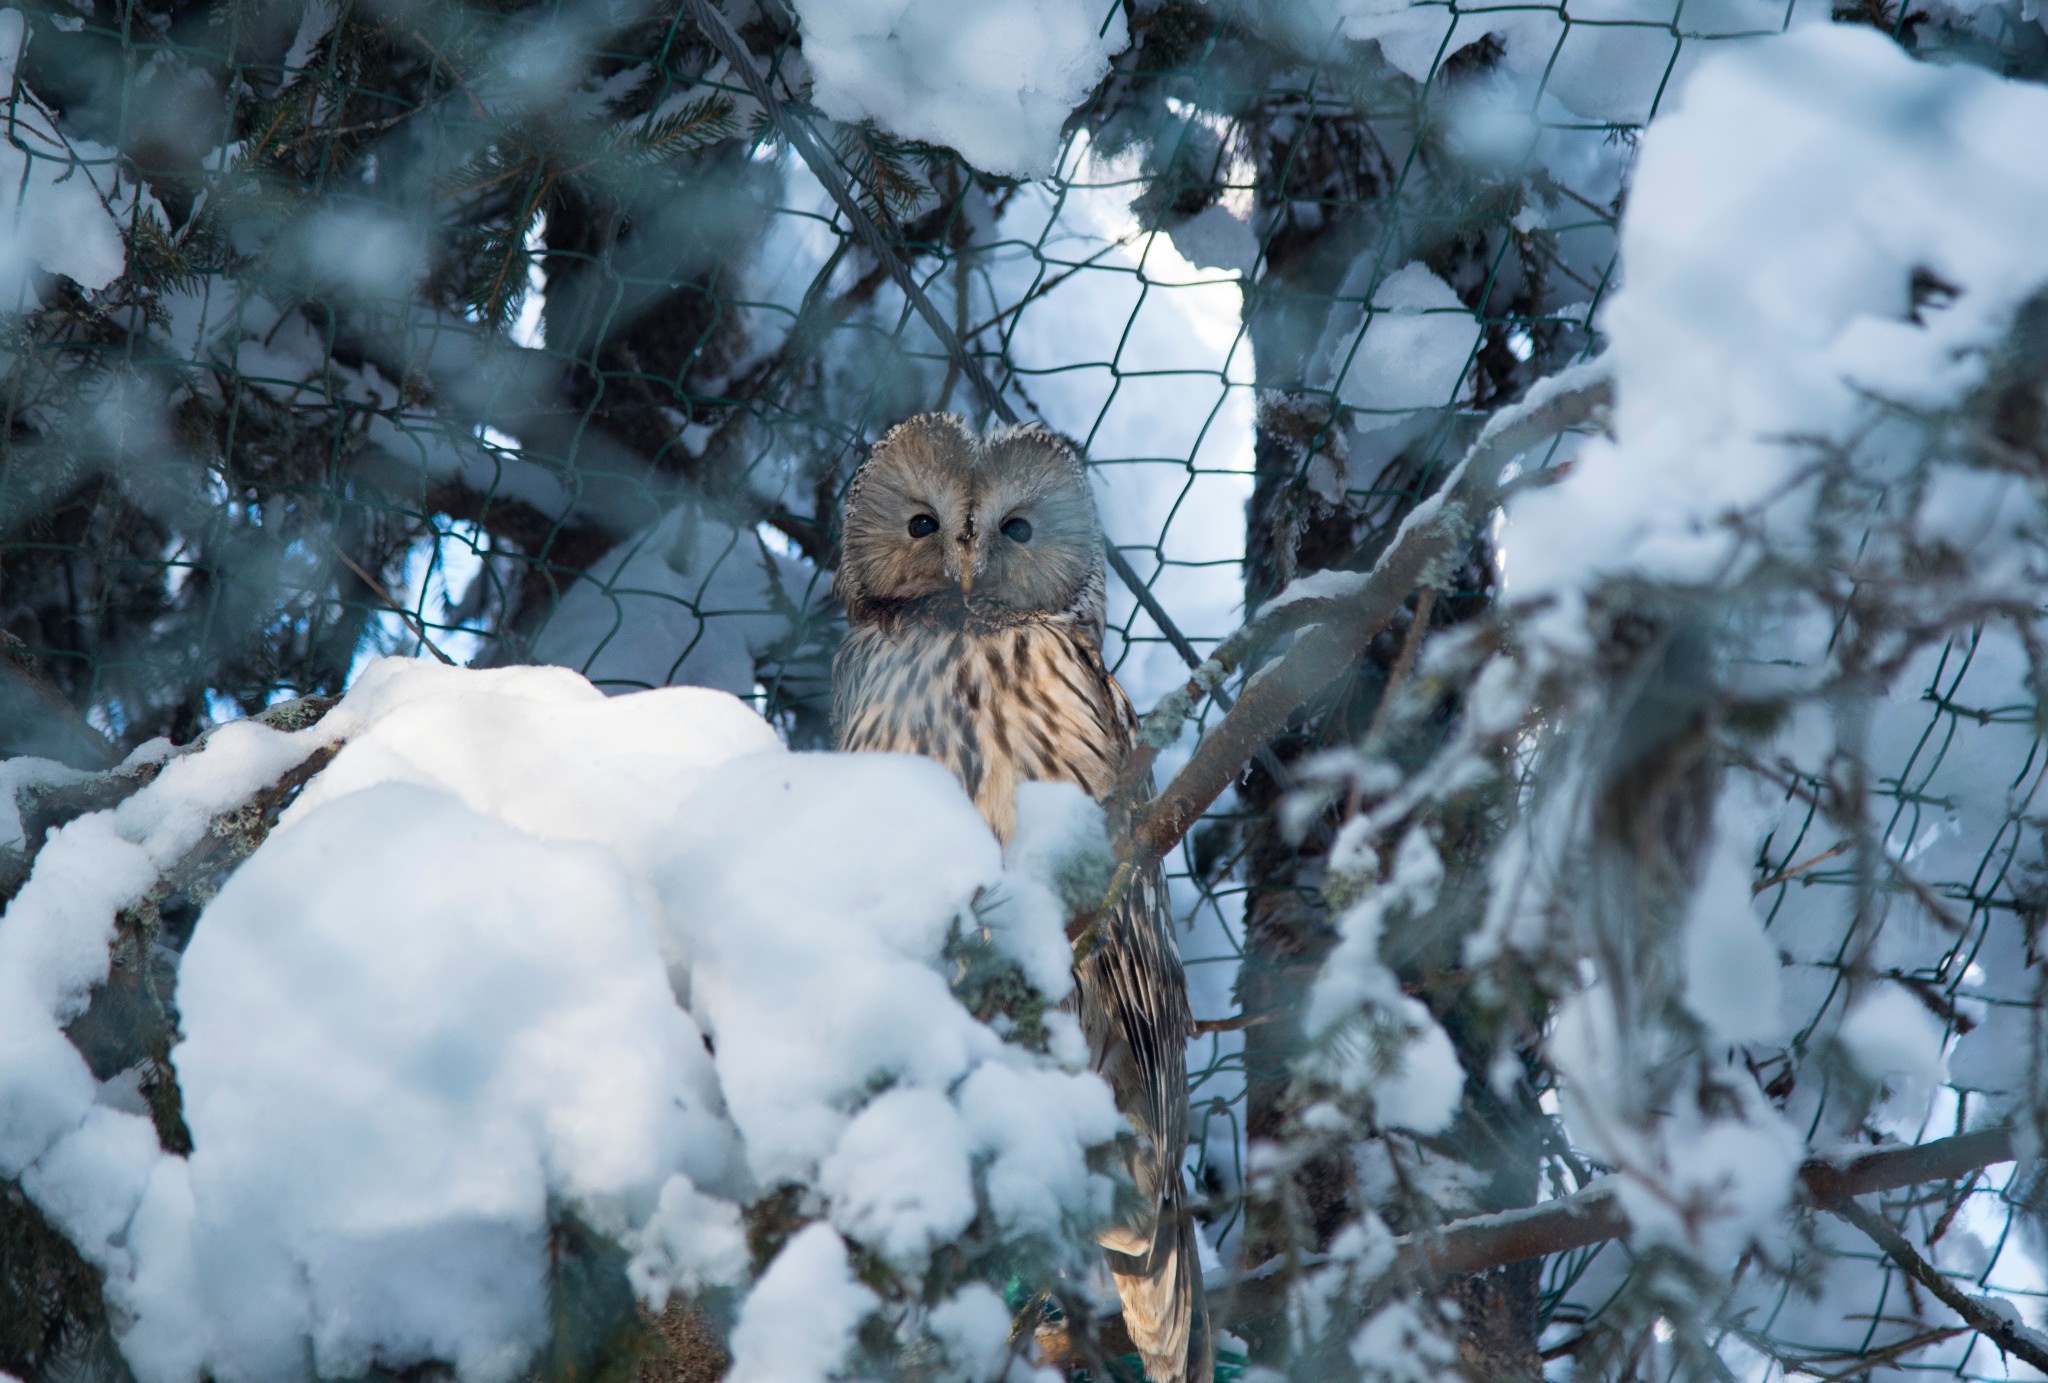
left=0, top=755, right=94, bottom=851
left=1, top=659, right=1117, bottom=1383
left=1328, top=262, right=1481, bottom=417
left=1548, top=983, right=1804, bottom=1261
left=1500, top=26, right=2048, bottom=614
left=1260, top=568, right=1374, bottom=616
left=790, top=0, right=1130, bottom=179
left=1, top=723, right=321, bottom=1179
left=0, top=9, right=141, bottom=308
left=927, top=1282, right=1015, bottom=1381
left=995, top=781, right=1109, bottom=1001
left=1679, top=805, right=1785, bottom=1047
left=623, top=1172, right=751, bottom=1311
left=1301, top=827, right=1462, bottom=1135
left=1838, top=984, right=1948, bottom=1099
left=1348, top=1298, right=1459, bottom=1383
left=820, top=1086, right=977, bottom=1268
left=725, top=1223, right=878, bottom=1383
left=163, top=782, right=714, bottom=1382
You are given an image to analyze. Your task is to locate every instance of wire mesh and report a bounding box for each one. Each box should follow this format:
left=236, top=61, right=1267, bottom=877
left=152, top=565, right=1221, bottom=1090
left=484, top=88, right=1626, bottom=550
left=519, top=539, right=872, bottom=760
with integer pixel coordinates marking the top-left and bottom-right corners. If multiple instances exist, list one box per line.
left=0, top=0, right=2041, bottom=1378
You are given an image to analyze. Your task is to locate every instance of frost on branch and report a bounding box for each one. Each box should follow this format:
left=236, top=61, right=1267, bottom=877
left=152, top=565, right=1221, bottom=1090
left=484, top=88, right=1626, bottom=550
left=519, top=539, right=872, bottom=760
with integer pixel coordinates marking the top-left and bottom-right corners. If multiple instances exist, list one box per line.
left=0, top=660, right=1121, bottom=1383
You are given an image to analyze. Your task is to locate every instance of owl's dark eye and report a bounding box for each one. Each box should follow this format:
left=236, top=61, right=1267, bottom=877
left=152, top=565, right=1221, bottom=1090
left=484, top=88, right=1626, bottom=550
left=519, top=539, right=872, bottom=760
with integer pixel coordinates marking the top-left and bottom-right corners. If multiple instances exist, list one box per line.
left=1001, top=516, right=1033, bottom=544
left=907, top=514, right=939, bottom=539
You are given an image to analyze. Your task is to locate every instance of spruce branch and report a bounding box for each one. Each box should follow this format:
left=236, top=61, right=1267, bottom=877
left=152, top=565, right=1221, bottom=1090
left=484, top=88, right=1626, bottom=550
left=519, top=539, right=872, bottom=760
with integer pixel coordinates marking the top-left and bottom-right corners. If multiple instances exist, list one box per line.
left=616, top=95, right=740, bottom=163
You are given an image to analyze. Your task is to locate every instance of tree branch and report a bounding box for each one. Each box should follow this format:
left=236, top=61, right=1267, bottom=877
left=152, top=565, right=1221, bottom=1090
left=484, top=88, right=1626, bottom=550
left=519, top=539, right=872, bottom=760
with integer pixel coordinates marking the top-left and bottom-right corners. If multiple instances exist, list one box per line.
left=1830, top=1193, right=2048, bottom=1375
left=1403, top=1125, right=2020, bottom=1279
left=1213, top=1125, right=2023, bottom=1325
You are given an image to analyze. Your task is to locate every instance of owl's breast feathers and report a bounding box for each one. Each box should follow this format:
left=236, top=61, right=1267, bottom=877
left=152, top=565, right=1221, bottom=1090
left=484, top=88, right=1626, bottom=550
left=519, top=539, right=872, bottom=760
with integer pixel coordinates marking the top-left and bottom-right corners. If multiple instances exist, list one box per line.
left=833, top=606, right=1134, bottom=842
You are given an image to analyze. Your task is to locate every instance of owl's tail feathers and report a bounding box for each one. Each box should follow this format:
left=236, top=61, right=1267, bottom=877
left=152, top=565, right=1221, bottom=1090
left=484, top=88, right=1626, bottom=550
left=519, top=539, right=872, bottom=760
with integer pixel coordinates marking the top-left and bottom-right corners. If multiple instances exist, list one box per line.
left=1103, top=1192, right=1212, bottom=1383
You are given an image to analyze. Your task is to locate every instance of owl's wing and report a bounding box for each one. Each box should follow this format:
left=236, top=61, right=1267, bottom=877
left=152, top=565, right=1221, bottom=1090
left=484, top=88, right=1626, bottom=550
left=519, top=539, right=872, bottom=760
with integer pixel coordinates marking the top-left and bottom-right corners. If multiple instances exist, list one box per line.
left=1080, top=858, right=1205, bottom=1383
left=1083, top=657, right=1192, bottom=1182
left=1082, top=861, right=1193, bottom=1206
left=1078, top=654, right=1210, bottom=1383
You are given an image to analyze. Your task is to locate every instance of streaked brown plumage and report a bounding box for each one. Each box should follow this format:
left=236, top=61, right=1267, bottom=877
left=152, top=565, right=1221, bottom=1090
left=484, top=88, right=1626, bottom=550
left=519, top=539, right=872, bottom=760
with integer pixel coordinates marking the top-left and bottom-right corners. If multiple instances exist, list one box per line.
left=833, top=413, right=1211, bottom=1383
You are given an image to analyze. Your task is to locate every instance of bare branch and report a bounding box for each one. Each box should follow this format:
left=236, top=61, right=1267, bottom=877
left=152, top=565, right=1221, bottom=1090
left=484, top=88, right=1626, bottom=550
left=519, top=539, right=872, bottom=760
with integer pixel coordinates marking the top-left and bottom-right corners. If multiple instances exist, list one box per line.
left=324, top=536, right=458, bottom=666
left=1361, top=585, right=1436, bottom=747
left=1830, top=1194, right=2048, bottom=1375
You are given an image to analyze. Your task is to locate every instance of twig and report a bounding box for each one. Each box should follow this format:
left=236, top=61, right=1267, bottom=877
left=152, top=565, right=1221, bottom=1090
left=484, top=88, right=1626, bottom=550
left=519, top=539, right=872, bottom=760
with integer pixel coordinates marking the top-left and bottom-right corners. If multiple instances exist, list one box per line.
left=1753, top=840, right=1850, bottom=893
left=325, top=539, right=457, bottom=666
left=1924, top=1169, right=1981, bottom=1247
left=1780, top=1326, right=1966, bottom=1382
left=1414, top=1125, right=2019, bottom=1276
left=1191, top=1011, right=1280, bottom=1036
left=410, top=28, right=489, bottom=122
left=1361, top=585, right=1436, bottom=747
left=1733, top=755, right=1969, bottom=934
left=1830, top=1195, right=2048, bottom=1375
left=1211, top=1125, right=2021, bottom=1328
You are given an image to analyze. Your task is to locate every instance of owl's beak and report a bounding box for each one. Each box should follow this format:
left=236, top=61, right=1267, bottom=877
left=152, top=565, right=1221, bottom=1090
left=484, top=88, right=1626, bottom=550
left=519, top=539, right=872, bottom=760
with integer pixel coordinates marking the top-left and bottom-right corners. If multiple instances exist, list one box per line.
left=955, top=535, right=977, bottom=597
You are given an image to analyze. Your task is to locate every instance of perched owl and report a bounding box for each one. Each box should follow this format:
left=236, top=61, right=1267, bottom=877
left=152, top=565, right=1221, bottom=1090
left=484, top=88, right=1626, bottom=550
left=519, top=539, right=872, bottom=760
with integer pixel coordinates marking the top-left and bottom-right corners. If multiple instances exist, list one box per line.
left=832, top=414, right=1211, bottom=1383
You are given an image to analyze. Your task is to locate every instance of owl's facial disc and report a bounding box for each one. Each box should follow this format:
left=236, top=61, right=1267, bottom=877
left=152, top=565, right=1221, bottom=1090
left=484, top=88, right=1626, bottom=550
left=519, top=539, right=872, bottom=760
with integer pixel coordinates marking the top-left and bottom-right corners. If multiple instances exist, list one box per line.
left=839, top=414, right=1102, bottom=622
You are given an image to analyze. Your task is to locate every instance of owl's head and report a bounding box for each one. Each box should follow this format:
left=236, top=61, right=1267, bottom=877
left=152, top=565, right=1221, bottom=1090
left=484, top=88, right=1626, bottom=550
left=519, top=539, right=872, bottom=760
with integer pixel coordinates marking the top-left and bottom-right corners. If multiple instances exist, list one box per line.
left=836, top=413, right=1104, bottom=626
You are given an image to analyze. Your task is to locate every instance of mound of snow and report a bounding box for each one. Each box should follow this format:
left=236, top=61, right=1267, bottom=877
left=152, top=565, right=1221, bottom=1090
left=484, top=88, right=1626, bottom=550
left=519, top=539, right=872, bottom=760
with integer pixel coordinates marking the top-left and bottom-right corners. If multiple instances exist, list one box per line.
left=0, top=658, right=1115, bottom=1383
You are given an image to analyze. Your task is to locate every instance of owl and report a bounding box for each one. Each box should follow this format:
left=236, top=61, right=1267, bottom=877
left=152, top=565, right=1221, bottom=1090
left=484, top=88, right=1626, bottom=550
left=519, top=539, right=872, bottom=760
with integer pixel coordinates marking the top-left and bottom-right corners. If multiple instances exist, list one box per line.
left=832, top=413, right=1211, bottom=1383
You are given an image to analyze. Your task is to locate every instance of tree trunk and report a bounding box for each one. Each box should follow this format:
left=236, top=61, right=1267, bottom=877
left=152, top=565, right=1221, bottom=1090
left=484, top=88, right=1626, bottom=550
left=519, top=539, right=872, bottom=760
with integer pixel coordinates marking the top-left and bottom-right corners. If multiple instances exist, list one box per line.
left=1231, top=61, right=1546, bottom=1379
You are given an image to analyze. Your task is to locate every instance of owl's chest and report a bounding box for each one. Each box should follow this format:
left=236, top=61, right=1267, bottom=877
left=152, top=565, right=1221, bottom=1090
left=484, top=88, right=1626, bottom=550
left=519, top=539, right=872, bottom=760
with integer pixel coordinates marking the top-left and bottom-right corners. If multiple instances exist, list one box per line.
left=835, top=620, right=1133, bottom=842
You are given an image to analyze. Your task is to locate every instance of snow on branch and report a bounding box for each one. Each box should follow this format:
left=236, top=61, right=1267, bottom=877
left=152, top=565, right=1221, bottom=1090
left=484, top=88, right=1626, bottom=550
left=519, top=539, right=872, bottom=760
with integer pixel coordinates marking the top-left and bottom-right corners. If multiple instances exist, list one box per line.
left=0, top=662, right=1122, bottom=1383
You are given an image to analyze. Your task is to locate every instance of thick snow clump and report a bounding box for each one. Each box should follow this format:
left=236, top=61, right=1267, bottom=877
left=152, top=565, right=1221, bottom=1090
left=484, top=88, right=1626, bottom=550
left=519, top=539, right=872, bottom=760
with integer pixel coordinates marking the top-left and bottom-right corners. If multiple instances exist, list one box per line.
left=0, top=9, right=149, bottom=308
left=0, top=659, right=1117, bottom=1383
left=788, top=0, right=1129, bottom=178
left=1500, top=25, right=2048, bottom=615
